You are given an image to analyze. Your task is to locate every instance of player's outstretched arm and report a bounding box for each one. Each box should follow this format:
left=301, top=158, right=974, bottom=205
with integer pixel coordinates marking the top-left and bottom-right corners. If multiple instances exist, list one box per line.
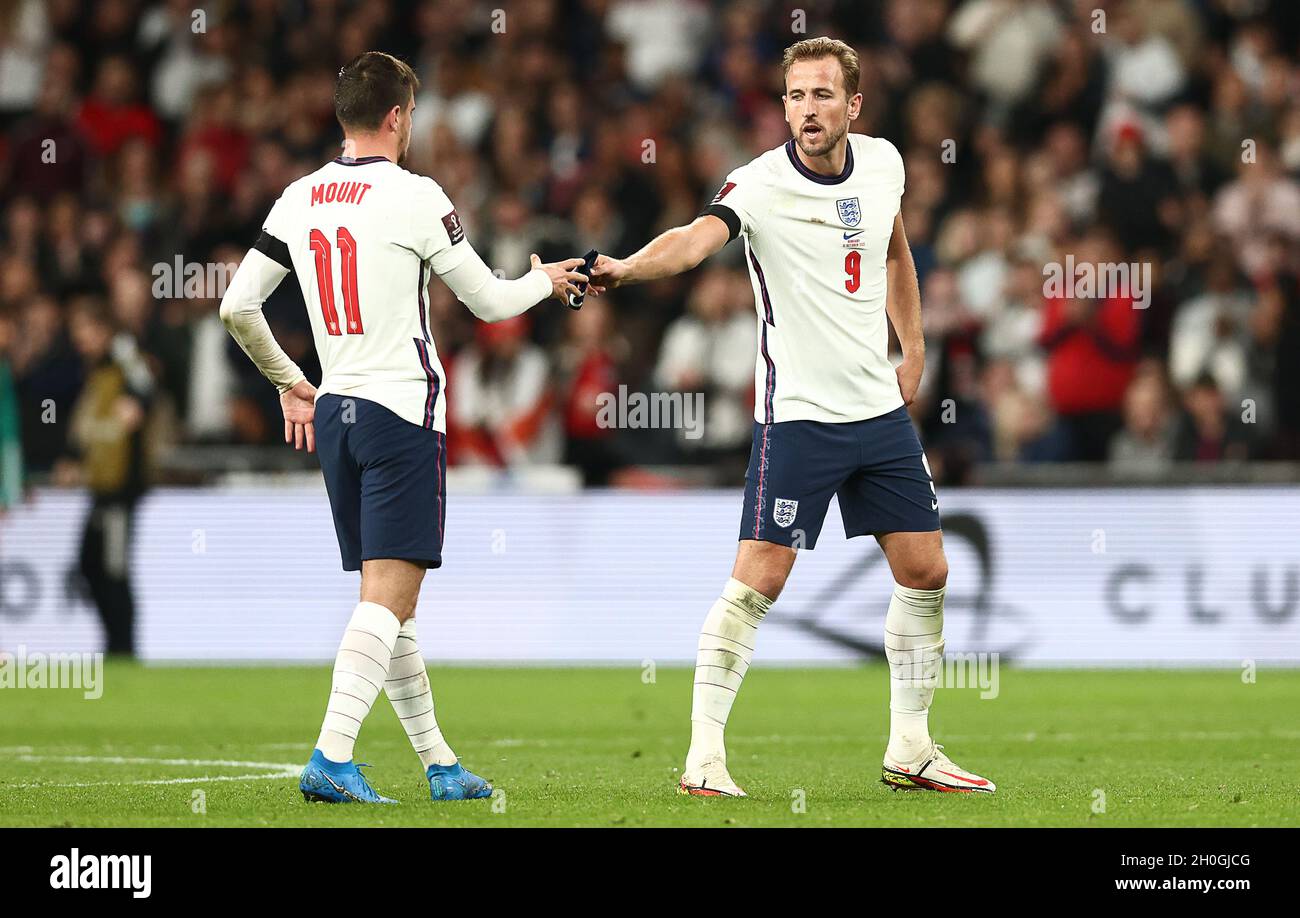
left=436, top=244, right=588, bottom=322
left=218, top=247, right=317, bottom=452
left=885, top=211, right=924, bottom=405
left=589, top=215, right=730, bottom=290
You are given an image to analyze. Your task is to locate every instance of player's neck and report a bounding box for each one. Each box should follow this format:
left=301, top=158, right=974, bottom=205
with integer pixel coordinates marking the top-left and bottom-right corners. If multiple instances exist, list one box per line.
left=794, top=137, right=848, bottom=178
left=340, top=134, right=397, bottom=163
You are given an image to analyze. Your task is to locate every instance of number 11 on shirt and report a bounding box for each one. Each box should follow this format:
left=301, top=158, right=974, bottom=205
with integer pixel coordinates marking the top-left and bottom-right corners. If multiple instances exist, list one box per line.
left=310, top=226, right=364, bottom=335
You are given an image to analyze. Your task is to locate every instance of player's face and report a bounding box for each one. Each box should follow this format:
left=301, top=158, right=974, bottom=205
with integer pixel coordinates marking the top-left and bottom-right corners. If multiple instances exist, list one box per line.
left=783, top=58, right=862, bottom=158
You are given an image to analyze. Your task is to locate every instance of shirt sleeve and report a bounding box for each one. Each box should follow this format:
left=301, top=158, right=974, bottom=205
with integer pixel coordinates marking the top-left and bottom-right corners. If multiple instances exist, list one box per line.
left=409, top=176, right=475, bottom=275
left=218, top=248, right=304, bottom=392
left=435, top=242, right=552, bottom=322
left=699, top=165, right=767, bottom=242
left=881, top=137, right=905, bottom=200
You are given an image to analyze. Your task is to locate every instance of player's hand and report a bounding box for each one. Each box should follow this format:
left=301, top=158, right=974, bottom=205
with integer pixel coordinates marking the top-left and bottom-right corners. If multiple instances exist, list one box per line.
left=895, top=354, right=924, bottom=406
left=588, top=254, right=628, bottom=292
left=281, top=379, right=317, bottom=453
left=532, top=254, right=589, bottom=304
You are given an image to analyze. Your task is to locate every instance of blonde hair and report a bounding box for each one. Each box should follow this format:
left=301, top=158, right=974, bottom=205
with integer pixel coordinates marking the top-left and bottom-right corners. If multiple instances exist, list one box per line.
left=781, top=37, right=860, bottom=98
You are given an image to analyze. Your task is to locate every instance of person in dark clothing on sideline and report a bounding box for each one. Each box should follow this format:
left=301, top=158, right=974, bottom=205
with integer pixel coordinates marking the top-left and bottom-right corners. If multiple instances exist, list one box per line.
left=64, top=300, right=152, bottom=657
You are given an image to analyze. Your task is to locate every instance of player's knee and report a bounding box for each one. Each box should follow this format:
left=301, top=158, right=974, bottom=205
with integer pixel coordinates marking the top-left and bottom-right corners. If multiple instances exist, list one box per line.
left=896, top=555, right=948, bottom=592
left=388, top=600, right=417, bottom=623
left=360, top=595, right=415, bottom=623
left=360, top=559, right=426, bottom=622
left=743, top=572, right=788, bottom=602
left=733, top=540, right=796, bottom=601
left=358, top=585, right=417, bottom=622
left=927, top=557, right=949, bottom=591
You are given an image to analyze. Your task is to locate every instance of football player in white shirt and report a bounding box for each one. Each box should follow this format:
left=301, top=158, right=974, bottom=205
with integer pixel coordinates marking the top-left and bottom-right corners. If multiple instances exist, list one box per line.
left=219, top=52, right=588, bottom=804
left=592, top=38, right=994, bottom=796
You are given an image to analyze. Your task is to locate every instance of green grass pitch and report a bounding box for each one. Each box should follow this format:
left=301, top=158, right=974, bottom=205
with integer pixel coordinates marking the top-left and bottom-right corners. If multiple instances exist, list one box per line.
left=1, top=663, right=1296, bottom=827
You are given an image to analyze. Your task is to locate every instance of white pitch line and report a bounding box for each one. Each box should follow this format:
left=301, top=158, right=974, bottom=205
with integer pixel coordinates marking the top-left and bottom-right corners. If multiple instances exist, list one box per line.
left=6, top=772, right=299, bottom=790
left=2, top=754, right=300, bottom=790
left=466, top=729, right=1300, bottom=748
left=14, top=754, right=299, bottom=769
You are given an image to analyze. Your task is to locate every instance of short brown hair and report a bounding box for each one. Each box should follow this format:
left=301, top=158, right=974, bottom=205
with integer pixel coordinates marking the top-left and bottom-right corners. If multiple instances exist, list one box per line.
left=334, top=51, right=419, bottom=132
left=781, top=37, right=860, bottom=99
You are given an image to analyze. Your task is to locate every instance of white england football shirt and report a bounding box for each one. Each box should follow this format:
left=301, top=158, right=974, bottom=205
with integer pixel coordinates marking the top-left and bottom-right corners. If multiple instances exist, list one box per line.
left=704, top=133, right=906, bottom=424
left=258, top=155, right=471, bottom=432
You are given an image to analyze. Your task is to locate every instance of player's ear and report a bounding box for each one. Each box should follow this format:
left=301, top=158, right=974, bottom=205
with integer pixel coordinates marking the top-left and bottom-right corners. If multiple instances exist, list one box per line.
left=848, top=92, right=863, bottom=120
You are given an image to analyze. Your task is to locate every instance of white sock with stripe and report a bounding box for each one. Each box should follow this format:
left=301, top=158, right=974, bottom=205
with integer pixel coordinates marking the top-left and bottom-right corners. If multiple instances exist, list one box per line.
left=315, top=601, right=402, bottom=764
left=385, top=618, right=457, bottom=769
left=884, top=583, right=945, bottom=764
left=685, top=578, right=773, bottom=771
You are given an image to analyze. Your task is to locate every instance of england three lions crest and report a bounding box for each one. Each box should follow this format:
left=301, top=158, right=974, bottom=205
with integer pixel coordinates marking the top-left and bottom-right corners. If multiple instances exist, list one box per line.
left=836, top=197, right=861, bottom=227
left=773, top=498, right=799, bottom=528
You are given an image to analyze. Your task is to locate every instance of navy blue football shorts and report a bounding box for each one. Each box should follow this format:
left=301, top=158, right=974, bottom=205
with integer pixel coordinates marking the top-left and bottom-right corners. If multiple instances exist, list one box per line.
left=314, top=394, right=446, bottom=572
left=739, top=405, right=940, bottom=549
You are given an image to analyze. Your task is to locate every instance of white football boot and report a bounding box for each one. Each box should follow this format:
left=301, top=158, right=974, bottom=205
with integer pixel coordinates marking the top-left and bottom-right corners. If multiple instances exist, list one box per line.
left=678, top=754, right=748, bottom=797
left=882, top=743, right=995, bottom=794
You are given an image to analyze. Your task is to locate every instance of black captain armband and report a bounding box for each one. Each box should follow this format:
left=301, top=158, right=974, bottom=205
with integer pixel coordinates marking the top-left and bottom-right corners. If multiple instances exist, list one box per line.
left=567, top=249, right=600, bottom=310
left=253, top=230, right=293, bottom=270
left=700, top=204, right=741, bottom=242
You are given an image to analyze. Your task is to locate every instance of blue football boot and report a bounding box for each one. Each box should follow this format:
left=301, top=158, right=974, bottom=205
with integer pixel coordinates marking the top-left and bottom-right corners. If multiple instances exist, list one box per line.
left=300, top=749, right=398, bottom=804
left=427, top=761, right=493, bottom=800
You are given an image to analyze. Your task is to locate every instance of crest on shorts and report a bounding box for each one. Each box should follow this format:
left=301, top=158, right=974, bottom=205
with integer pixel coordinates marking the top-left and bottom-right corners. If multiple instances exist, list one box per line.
left=836, top=196, right=862, bottom=227
left=773, top=498, right=799, bottom=528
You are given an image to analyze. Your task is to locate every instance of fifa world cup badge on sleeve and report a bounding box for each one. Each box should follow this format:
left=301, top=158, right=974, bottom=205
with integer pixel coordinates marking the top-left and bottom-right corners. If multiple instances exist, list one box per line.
left=441, top=209, right=465, bottom=245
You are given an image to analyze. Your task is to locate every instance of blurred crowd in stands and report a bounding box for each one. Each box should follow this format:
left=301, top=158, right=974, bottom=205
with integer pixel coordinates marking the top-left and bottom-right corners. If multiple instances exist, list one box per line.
left=1, top=0, right=1298, bottom=499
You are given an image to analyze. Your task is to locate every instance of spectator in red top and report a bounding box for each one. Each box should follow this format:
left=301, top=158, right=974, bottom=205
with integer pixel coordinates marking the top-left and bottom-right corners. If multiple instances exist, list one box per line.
left=174, top=83, right=252, bottom=196
left=558, top=297, right=625, bottom=486
left=76, top=55, right=162, bottom=158
left=447, top=315, right=561, bottom=468
left=1039, top=232, right=1141, bottom=460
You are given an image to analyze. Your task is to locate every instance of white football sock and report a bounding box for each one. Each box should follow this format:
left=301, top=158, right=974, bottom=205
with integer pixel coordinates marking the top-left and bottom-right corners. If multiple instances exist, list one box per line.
left=316, top=601, right=401, bottom=763
left=884, top=583, right=945, bottom=764
left=385, top=617, right=457, bottom=769
left=686, top=577, right=772, bottom=771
